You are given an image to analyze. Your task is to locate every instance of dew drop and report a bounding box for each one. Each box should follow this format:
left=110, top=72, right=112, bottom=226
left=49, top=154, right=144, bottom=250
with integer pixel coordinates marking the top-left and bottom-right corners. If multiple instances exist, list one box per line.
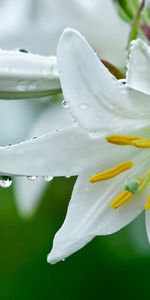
left=119, top=79, right=126, bottom=85
left=44, top=176, right=53, bottom=182
left=62, top=100, right=68, bottom=108
left=27, top=176, right=37, bottom=181
left=19, top=48, right=29, bottom=53
left=0, top=176, right=12, bottom=188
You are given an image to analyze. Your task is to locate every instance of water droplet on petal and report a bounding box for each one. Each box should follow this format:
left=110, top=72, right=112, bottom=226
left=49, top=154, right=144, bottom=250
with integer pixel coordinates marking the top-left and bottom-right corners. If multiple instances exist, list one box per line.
left=44, top=176, right=53, bottom=182
left=119, top=79, right=126, bottom=85
left=0, top=176, right=12, bottom=188
left=27, top=176, right=37, bottom=181
left=62, top=100, right=68, bottom=108
left=19, top=48, right=29, bottom=53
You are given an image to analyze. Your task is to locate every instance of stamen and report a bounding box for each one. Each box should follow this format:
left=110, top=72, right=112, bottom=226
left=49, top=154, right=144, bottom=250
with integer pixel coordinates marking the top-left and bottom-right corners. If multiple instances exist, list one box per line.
left=110, top=190, right=133, bottom=209
left=132, top=139, right=150, bottom=148
left=145, top=196, right=150, bottom=210
left=89, top=161, right=134, bottom=183
left=106, top=134, right=142, bottom=146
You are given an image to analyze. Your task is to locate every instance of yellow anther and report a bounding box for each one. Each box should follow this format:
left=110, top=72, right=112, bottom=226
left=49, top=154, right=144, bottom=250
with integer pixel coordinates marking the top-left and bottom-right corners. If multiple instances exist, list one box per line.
left=89, top=161, right=134, bottom=183
left=110, top=190, right=133, bottom=209
left=145, top=196, right=150, bottom=210
left=106, top=134, right=142, bottom=146
left=132, top=139, right=150, bottom=148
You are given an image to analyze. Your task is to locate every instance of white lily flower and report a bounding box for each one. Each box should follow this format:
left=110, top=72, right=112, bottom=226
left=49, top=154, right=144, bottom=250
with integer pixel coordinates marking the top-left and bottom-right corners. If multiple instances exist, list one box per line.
left=0, top=0, right=130, bottom=216
left=0, top=29, right=150, bottom=261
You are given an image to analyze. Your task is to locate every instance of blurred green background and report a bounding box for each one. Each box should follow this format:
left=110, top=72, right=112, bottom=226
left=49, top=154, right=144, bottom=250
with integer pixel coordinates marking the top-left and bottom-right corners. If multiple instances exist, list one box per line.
left=0, top=176, right=149, bottom=300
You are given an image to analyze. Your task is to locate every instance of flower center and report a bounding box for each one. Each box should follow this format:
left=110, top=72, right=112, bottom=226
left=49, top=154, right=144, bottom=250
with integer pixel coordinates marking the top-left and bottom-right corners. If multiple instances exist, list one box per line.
left=89, top=134, right=150, bottom=210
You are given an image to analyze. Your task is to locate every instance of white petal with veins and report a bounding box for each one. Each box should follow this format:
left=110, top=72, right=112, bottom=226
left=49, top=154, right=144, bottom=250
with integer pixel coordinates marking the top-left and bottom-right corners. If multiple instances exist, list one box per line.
left=57, top=29, right=150, bottom=134
left=0, top=125, right=103, bottom=177
left=48, top=150, right=150, bottom=263
left=0, top=125, right=139, bottom=177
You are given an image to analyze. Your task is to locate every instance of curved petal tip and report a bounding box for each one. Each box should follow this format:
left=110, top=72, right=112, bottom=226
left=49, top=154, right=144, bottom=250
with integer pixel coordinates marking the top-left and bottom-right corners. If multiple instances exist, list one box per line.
left=57, top=28, right=85, bottom=54
left=47, top=251, right=64, bottom=265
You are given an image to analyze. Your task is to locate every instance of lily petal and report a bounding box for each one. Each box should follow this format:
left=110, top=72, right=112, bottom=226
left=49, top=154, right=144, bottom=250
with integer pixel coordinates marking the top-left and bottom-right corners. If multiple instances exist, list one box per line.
left=48, top=151, right=149, bottom=263
left=14, top=177, right=47, bottom=217
left=57, top=29, right=150, bottom=134
left=14, top=100, right=73, bottom=216
left=0, top=125, right=139, bottom=177
left=127, top=39, right=150, bottom=95
left=0, top=125, right=105, bottom=177
left=0, top=100, right=42, bottom=146
left=0, top=50, right=60, bottom=99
